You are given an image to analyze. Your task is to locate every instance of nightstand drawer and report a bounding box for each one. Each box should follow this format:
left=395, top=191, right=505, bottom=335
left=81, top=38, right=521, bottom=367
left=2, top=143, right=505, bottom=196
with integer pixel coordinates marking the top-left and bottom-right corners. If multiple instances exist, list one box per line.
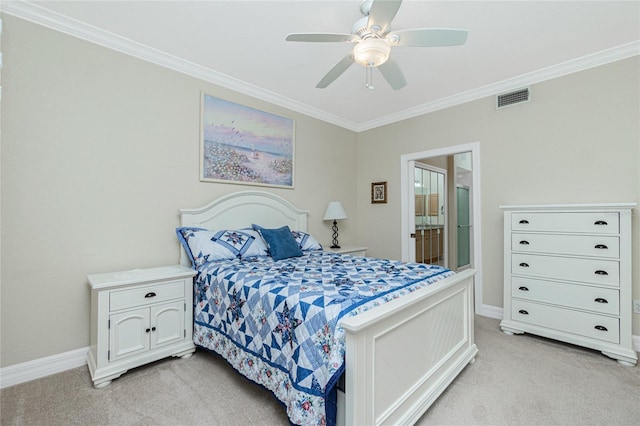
left=511, top=277, right=619, bottom=315
left=110, top=280, right=185, bottom=311
left=511, top=254, right=619, bottom=287
left=511, top=300, right=620, bottom=344
left=511, top=233, right=619, bottom=258
left=511, top=212, right=619, bottom=234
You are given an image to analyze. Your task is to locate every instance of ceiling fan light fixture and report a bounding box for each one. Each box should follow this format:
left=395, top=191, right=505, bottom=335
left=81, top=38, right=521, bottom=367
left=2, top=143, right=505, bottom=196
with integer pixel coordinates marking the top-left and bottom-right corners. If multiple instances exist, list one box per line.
left=353, top=38, right=390, bottom=67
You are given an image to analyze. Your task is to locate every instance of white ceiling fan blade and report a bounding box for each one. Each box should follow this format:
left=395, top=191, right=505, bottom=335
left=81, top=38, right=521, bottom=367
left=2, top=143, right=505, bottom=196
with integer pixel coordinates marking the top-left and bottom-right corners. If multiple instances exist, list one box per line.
left=387, top=28, right=468, bottom=47
left=367, top=0, right=402, bottom=34
left=378, top=58, right=406, bottom=90
left=286, top=33, right=357, bottom=43
left=316, top=55, right=355, bottom=88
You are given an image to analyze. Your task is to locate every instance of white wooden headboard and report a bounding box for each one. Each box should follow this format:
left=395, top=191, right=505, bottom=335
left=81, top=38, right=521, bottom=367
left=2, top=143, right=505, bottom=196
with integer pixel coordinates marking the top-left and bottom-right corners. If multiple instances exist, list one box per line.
left=179, top=190, right=309, bottom=266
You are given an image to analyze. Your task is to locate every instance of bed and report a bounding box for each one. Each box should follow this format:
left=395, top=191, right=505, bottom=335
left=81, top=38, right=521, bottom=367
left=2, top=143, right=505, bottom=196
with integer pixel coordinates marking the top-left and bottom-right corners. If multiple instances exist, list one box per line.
left=178, top=190, right=477, bottom=426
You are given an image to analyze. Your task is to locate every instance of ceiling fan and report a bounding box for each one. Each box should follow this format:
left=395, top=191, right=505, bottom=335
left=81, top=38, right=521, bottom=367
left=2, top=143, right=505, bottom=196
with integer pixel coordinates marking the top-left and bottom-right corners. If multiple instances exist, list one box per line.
left=285, top=0, right=468, bottom=90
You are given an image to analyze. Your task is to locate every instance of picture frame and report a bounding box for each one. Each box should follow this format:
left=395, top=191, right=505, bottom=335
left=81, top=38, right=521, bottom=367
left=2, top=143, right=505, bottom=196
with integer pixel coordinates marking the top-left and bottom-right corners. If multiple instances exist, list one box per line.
left=200, top=92, right=295, bottom=188
left=371, top=181, right=387, bottom=204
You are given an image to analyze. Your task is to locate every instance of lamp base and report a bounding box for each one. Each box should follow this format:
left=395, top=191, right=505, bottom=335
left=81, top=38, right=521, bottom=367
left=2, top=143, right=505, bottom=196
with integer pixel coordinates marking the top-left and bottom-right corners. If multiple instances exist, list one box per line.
left=331, top=220, right=341, bottom=249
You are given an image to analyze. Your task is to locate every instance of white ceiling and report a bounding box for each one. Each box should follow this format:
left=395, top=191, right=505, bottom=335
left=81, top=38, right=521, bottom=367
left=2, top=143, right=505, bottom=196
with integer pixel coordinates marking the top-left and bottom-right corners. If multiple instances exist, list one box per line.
left=4, top=1, right=640, bottom=131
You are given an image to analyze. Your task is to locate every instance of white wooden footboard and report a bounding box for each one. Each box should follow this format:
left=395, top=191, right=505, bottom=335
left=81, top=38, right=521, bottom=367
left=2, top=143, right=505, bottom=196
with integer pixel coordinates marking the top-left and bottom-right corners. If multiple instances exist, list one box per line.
left=339, top=269, right=478, bottom=426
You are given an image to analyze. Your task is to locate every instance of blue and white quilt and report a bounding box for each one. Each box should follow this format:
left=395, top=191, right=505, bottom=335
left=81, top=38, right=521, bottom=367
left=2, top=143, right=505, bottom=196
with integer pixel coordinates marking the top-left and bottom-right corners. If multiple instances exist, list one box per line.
left=193, top=251, right=454, bottom=426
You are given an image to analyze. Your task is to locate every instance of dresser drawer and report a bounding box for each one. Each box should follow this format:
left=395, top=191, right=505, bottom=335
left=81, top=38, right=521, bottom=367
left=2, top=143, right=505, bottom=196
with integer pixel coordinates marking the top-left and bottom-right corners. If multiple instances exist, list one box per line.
left=512, top=254, right=619, bottom=287
left=511, top=300, right=619, bottom=344
left=511, top=277, right=619, bottom=315
left=511, top=212, right=619, bottom=234
left=110, top=280, right=185, bottom=311
left=511, top=233, right=619, bottom=258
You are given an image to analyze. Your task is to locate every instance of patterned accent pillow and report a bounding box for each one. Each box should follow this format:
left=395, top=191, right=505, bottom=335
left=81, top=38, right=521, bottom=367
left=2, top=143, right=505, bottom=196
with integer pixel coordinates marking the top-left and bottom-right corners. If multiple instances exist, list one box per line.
left=291, top=230, right=323, bottom=251
left=176, top=227, right=268, bottom=267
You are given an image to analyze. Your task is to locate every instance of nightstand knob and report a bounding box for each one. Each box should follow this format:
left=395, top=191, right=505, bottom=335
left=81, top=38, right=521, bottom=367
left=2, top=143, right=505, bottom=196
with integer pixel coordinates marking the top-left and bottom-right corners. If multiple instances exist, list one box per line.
left=519, top=240, right=530, bottom=245
left=518, top=220, right=529, bottom=225
left=151, top=327, right=156, bottom=332
left=144, top=292, right=157, bottom=298
left=594, top=244, right=608, bottom=250
left=594, top=298, right=608, bottom=304
left=594, top=220, right=608, bottom=226
left=519, top=262, right=529, bottom=268
left=594, top=270, right=608, bottom=276
left=518, top=286, right=529, bottom=292
left=594, top=325, right=608, bottom=332
left=145, top=328, right=151, bottom=333
left=518, top=309, right=529, bottom=315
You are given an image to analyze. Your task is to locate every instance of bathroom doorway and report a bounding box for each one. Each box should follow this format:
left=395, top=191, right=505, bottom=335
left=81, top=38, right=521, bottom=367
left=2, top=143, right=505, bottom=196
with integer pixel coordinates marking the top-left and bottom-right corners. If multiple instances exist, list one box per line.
left=400, top=141, right=483, bottom=313
left=414, top=163, right=447, bottom=267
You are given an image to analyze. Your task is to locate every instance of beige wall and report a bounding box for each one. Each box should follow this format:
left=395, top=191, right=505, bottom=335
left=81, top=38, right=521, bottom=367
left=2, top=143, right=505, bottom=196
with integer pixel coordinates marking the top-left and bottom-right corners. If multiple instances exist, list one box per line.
left=2, top=15, right=639, bottom=369
left=0, top=16, right=358, bottom=367
left=356, top=56, right=640, bottom=334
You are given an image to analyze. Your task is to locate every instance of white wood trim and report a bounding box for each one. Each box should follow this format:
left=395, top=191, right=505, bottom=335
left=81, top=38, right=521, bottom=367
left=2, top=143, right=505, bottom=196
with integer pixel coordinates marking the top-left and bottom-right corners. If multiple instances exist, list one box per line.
left=2, top=1, right=638, bottom=132
left=0, top=347, right=88, bottom=389
left=401, top=142, right=483, bottom=314
left=341, top=269, right=478, bottom=425
left=2, top=317, right=638, bottom=390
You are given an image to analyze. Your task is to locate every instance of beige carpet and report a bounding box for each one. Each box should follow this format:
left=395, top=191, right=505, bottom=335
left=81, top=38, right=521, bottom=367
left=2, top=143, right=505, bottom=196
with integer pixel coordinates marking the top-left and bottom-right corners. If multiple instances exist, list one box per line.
left=2, top=316, right=639, bottom=425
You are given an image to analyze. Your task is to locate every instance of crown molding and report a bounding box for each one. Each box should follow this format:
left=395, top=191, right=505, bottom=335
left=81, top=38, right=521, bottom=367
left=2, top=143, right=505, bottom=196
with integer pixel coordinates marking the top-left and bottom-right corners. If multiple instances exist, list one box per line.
left=3, top=1, right=638, bottom=133
left=1, top=0, right=360, bottom=131
left=356, top=40, right=640, bottom=132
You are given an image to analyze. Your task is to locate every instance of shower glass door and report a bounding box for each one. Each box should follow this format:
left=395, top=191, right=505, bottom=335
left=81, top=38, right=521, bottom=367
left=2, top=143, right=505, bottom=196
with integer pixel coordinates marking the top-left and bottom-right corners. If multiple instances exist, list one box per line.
left=456, top=186, right=471, bottom=268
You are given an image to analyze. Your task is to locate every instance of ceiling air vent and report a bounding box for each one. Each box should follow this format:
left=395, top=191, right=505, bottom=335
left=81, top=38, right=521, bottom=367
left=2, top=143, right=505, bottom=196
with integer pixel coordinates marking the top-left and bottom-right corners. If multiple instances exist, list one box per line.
left=496, top=88, right=530, bottom=109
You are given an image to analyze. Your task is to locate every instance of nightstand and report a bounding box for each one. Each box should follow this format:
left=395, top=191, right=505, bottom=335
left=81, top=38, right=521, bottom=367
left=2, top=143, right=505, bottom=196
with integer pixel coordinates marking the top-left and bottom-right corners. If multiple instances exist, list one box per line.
left=87, top=265, right=196, bottom=388
left=326, top=245, right=367, bottom=256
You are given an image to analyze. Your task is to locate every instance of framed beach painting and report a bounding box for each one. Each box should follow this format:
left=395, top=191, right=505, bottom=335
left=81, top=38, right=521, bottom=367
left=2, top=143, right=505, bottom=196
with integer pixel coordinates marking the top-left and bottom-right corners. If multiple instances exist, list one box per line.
left=200, top=93, right=295, bottom=188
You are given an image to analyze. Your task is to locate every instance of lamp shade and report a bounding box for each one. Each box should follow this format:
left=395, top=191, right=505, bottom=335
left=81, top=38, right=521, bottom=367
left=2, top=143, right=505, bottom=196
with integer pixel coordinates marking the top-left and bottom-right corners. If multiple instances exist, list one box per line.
left=323, top=201, right=348, bottom=221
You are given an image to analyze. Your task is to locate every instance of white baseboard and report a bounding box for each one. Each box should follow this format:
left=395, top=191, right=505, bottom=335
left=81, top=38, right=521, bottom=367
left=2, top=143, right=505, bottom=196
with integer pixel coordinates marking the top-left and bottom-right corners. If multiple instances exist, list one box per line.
left=0, top=347, right=88, bottom=389
left=478, top=303, right=503, bottom=320
left=1, top=313, right=639, bottom=389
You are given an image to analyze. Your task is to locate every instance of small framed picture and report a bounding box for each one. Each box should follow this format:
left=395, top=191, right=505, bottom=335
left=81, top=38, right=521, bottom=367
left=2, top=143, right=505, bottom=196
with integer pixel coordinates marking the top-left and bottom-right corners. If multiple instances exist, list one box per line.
left=371, top=181, right=387, bottom=204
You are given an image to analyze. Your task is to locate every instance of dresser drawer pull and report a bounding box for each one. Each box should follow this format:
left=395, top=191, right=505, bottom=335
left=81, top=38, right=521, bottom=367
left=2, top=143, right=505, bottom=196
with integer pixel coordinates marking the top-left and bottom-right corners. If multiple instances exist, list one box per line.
left=594, top=244, right=608, bottom=250
left=518, top=220, right=529, bottom=225
left=519, top=240, right=530, bottom=245
left=145, top=328, right=151, bottom=333
left=594, top=298, right=608, bottom=304
left=518, top=286, right=529, bottom=292
left=518, top=309, right=529, bottom=315
left=144, top=292, right=157, bottom=298
left=519, top=262, right=529, bottom=268
left=594, top=220, right=608, bottom=226
left=594, top=270, right=608, bottom=276
left=594, top=325, right=608, bottom=332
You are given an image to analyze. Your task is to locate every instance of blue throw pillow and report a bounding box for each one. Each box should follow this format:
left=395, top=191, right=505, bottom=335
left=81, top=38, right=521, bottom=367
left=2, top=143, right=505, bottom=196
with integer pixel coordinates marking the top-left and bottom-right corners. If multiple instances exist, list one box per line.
left=253, top=225, right=303, bottom=261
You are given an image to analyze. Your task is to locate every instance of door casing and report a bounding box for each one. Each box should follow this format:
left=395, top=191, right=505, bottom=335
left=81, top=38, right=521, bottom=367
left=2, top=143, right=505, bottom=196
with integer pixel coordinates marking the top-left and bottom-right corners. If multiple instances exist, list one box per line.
left=400, top=142, right=483, bottom=314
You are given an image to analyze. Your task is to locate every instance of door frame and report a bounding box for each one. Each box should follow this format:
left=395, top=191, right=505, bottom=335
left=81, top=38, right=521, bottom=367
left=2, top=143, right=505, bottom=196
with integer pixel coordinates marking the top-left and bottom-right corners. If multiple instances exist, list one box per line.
left=400, top=141, right=483, bottom=314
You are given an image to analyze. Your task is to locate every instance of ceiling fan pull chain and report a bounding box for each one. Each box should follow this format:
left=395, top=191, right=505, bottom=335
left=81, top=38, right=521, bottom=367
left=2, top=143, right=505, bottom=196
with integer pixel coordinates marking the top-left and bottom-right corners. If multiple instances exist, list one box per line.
left=366, top=65, right=374, bottom=89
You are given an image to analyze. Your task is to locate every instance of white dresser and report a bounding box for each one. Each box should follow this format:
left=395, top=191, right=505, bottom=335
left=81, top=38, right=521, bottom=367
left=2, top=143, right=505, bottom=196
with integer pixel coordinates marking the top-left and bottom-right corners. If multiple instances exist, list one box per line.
left=500, top=203, right=637, bottom=366
left=87, top=265, right=197, bottom=387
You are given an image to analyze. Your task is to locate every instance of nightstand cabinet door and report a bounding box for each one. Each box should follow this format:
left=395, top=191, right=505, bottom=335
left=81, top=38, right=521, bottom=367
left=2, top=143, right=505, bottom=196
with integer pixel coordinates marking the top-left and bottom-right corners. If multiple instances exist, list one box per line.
left=110, top=308, right=150, bottom=362
left=151, top=301, right=185, bottom=348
